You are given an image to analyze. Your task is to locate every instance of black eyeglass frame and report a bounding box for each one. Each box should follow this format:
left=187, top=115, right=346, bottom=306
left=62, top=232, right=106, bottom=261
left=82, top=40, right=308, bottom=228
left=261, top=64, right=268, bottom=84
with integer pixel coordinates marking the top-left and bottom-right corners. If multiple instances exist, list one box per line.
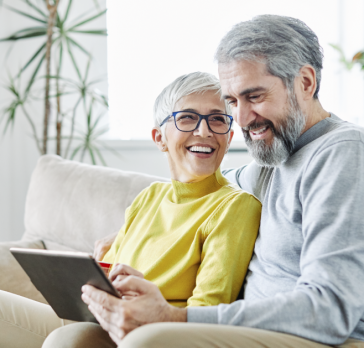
left=159, top=111, right=233, bottom=135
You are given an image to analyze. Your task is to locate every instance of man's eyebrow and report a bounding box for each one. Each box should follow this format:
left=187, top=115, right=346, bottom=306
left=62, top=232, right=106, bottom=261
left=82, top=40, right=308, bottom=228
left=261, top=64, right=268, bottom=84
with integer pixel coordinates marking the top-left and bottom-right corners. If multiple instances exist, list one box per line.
left=223, top=87, right=267, bottom=100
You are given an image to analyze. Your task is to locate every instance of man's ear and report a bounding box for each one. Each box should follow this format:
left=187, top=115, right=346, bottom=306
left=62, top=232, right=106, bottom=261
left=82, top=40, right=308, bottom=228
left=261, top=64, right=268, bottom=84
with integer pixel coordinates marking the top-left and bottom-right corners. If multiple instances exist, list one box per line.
left=151, top=127, right=167, bottom=152
left=298, top=65, right=317, bottom=100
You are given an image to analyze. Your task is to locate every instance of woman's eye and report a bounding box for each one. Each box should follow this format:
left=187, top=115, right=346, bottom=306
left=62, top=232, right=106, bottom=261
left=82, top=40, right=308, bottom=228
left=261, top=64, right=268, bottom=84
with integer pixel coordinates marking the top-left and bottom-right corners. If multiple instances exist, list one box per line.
left=228, top=100, right=237, bottom=106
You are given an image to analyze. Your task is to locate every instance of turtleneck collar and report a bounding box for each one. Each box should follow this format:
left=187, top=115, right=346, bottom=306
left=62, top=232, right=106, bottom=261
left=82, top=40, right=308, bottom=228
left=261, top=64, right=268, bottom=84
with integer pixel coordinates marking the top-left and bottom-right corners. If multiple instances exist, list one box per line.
left=171, top=168, right=229, bottom=204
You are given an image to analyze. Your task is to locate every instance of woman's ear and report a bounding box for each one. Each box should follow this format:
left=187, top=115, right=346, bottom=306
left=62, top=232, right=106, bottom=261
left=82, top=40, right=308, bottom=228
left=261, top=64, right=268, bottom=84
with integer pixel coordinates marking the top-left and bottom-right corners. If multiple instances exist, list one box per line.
left=228, top=128, right=234, bottom=145
left=152, top=127, right=168, bottom=152
left=225, top=129, right=234, bottom=154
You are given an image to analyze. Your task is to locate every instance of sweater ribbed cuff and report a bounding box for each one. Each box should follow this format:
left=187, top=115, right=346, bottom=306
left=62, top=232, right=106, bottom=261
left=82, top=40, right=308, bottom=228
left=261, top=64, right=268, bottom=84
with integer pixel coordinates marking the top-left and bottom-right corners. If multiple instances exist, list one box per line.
left=187, top=306, right=219, bottom=324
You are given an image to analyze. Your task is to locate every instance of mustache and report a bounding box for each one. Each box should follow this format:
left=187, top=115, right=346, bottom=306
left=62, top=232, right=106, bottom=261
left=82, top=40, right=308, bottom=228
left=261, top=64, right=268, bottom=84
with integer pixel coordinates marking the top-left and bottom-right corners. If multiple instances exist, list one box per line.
left=242, top=119, right=276, bottom=133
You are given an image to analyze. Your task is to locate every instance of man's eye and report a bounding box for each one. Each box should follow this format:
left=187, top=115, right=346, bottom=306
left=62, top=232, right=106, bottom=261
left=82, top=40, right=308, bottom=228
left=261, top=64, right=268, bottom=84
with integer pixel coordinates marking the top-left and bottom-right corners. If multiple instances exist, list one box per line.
left=249, top=95, right=261, bottom=100
left=227, top=100, right=237, bottom=106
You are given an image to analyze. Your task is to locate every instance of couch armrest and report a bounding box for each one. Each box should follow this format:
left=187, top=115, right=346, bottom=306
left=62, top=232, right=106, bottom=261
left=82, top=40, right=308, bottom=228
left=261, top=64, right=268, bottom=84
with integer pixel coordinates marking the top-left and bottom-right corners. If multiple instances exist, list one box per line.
left=0, top=240, right=47, bottom=303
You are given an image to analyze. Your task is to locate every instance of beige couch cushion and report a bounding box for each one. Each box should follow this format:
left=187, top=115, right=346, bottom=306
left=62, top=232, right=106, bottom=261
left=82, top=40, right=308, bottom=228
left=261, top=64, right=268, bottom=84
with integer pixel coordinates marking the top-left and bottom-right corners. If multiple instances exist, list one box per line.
left=0, top=240, right=47, bottom=303
left=22, top=155, right=168, bottom=253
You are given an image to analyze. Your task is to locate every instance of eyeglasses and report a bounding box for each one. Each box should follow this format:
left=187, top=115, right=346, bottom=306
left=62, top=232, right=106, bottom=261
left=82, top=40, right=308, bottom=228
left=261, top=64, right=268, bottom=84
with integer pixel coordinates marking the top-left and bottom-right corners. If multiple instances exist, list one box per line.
left=159, top=111, right=233, bottom=135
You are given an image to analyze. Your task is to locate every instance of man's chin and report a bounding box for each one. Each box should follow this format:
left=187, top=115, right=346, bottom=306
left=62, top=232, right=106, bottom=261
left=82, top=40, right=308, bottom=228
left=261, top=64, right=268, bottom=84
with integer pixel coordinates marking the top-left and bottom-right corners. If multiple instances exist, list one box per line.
left=245, top=137, right=290, bottom=168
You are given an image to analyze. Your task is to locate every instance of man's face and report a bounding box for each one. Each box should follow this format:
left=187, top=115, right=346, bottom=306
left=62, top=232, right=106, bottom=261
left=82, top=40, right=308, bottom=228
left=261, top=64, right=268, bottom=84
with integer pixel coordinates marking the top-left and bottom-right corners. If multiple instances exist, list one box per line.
left=218, top=60, right=306, bottom=167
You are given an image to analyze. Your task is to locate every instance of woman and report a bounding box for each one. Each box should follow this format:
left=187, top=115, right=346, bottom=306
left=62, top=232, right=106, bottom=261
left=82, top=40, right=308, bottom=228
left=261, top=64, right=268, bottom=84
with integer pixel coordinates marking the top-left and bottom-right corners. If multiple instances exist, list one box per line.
left=0, top=72, right=261, bottom=348
left=98, top=72, right=261, bottom=307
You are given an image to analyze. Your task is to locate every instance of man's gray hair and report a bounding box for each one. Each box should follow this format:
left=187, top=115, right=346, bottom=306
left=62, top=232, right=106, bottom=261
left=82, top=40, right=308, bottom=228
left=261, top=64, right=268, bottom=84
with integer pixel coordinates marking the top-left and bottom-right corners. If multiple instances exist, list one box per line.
left=153, top=72, right=230, bottom=128
left=215, top=15, right=324, bottom=98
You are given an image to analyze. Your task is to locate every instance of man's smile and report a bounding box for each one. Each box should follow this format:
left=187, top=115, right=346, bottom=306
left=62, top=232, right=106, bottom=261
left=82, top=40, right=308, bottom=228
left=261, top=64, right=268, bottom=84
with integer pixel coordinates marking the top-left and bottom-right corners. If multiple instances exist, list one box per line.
left=249, top=125, right=271, bottom=140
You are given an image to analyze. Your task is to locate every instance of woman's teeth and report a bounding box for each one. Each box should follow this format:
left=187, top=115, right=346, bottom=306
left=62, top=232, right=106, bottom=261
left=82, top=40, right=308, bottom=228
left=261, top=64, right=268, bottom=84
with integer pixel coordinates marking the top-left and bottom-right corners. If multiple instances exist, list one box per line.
left=252, top=126, right=268, bottom=135
left=189, top=146, right=213, bottom=153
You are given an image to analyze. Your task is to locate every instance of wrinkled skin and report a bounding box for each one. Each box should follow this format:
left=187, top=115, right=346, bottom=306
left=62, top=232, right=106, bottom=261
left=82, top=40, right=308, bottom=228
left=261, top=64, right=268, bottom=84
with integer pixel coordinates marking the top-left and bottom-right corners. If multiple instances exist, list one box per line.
left=82, top=264, right=186, bottom=345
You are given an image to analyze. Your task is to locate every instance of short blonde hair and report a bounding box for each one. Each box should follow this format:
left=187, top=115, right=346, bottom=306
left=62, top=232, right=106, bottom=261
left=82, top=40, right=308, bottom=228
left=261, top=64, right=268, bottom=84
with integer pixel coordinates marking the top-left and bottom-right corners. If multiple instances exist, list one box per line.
left=153, top=72, right=230, bottom=128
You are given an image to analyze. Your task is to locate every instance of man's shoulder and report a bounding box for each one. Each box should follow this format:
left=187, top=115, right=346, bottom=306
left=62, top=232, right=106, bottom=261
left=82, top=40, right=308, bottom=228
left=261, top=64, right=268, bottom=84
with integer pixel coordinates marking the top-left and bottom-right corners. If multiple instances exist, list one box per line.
left=314, top=117, right=364, bottom=151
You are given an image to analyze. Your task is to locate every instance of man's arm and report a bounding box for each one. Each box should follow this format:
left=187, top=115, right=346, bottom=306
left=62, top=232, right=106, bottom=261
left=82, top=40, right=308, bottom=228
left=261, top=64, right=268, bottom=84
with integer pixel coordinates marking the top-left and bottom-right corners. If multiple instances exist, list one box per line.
left=189, top=140, right=364, bottom=345
left=82, top=278, right=187, bottom=345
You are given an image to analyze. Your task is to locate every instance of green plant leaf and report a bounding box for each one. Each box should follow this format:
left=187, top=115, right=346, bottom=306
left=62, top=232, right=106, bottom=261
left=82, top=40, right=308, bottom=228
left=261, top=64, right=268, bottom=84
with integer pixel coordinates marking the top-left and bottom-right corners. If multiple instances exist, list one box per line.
left=70, top=144, right=83, bottom=160
left=66, top=36, right=91, bottom=56
left=62, top=0, right=73, bottom=24
left=68, top=29, right=107, bottom=35
left=66, top=8, right=94, bottom=28
left=67, top=9, right=106, bottom=31
left=88, top=146, right=96, bottom=164
left=329, top=43, right=355, bottom=70
left=92, top=0, right=101, bottom=11
left=57, top=40, right=63, bottom=75
left=91, top=126, right=109, bottom=139
left=0, top=28, right=47, bottom=41
left=17, top=42, right=46, bottom=77
left=97, top=141, right=123, bottom=160
left=25, top=52, right=45, bottom=96
left=56, top=11, right=62, bottom=29
left=22, top=0, right=47, bottom=18
left=84, top=58, right=91, bottom=84
left=93, top=146, right=107, bottom=166
left=4, top=5, right=47, bottom=23
left=66, top=38, right=82, bottom=80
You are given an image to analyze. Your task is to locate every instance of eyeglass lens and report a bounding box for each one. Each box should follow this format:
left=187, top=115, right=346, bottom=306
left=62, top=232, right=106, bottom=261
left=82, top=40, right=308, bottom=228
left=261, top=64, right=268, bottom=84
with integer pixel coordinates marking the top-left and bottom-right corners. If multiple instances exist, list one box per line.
left=175, top=112, right=231, bottom=134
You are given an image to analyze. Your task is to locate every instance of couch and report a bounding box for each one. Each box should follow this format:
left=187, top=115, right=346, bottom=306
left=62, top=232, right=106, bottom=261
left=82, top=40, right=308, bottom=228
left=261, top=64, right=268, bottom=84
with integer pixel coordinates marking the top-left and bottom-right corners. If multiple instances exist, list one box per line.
left=0, top=155, right=168, bottom=304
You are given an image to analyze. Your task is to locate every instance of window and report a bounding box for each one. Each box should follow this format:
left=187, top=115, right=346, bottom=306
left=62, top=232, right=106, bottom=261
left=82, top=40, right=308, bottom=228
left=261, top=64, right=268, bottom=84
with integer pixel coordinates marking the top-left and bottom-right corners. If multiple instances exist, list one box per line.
left=107, top=0, right=364, bottom=141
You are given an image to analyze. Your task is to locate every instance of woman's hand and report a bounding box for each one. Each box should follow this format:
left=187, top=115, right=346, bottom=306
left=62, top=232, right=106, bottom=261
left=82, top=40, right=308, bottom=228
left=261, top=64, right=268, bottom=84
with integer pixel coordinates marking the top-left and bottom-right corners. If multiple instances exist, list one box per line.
left=109, top=264, right=144, bottom=300
left=81, top=277, right=187, bottom=345
left=93, top=232, right=118, bottom=261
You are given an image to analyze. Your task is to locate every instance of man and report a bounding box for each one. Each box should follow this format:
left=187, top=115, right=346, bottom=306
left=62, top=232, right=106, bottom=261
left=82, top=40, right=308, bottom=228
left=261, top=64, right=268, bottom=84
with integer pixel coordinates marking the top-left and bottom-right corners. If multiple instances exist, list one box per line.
left=44, top=15, right=364, bottom=348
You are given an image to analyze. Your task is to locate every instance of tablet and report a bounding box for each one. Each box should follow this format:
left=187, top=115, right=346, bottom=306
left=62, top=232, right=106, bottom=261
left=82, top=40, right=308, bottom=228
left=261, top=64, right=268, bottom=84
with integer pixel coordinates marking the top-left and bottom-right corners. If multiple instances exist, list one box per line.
left=10, top=248, right=120, bottom=323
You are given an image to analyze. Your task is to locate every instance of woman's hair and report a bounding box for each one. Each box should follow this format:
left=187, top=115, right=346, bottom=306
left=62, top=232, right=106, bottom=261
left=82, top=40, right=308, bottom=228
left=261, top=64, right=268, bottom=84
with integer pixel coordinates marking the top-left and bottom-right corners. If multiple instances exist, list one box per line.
left=215, top=15, right=324, bottom=99
left=153, top=72, right=230, bottom=128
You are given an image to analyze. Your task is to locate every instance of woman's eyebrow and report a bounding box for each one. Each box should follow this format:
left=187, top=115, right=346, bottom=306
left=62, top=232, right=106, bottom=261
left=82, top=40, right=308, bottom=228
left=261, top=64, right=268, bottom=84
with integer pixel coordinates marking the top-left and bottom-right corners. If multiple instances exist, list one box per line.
left=180, top=108, right=225, bottom=113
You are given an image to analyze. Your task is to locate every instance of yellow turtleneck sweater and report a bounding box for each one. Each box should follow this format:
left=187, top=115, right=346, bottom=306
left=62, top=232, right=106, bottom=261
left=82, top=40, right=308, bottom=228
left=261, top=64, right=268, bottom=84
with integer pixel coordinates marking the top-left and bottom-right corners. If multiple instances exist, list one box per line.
left=103, top=168, right=261, bottom=307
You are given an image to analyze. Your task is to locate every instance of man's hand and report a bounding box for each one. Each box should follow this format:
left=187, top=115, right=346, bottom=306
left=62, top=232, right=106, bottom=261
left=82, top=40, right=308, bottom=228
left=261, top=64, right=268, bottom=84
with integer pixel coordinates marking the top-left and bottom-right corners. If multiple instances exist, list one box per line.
left=110, top=264, right=144, bottom=300
left=81, top=277, right=187, bottom=345
left=93, top=232, right=118, bottom=261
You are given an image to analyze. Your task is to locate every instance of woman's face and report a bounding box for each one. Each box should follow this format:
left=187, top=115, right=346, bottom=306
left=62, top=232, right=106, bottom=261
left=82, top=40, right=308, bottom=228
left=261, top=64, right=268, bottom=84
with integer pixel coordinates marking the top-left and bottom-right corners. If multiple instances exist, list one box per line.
left=153, top=90, right=234, bottom=183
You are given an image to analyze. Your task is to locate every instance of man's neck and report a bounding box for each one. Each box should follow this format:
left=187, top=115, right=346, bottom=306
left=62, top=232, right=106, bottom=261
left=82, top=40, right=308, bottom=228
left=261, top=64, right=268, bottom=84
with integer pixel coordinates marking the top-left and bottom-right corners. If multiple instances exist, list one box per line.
left=302, top=99, right=330, bottom=134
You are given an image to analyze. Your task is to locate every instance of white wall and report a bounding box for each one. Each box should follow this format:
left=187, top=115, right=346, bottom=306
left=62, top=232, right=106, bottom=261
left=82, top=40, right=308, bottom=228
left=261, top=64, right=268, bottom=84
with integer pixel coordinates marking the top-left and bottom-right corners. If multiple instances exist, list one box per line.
left=1, top=0, right=364, bottom=242
left=0, top=0, right=109, bottom=241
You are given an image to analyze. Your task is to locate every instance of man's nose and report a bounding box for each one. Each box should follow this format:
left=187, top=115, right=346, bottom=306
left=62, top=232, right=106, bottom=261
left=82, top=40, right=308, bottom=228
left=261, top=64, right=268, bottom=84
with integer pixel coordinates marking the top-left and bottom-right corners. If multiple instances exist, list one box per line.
left=193, top=119, right=213, bottom=137
left=234, top=103, right=255, bottom=129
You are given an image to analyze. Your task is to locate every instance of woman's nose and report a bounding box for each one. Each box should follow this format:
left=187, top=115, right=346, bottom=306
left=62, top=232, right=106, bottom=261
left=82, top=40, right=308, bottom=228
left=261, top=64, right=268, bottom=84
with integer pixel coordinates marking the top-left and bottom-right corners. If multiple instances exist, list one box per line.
left=193, top=119, right=213, bottom=137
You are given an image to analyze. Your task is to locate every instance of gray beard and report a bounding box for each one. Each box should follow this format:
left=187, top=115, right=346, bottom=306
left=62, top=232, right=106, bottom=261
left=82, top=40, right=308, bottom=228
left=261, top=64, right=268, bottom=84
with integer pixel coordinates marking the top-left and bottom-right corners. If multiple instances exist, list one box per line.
left=243, top=93, right=306, bottom=167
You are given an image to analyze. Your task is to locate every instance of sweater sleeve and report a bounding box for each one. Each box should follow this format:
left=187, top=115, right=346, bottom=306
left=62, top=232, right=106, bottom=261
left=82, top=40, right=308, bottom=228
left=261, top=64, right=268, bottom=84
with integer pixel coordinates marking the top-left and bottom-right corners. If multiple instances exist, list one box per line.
left=187, top=193, right=261, bottom=307
left=188, top=139, right=364, bottom=345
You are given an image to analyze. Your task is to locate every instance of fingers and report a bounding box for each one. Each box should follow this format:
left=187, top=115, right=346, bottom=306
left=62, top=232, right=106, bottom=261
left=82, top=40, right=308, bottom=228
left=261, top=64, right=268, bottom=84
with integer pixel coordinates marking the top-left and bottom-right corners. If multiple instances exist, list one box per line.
left=82, top=285, right=120, bottom=309
left=82, top=285, right=139, bottom=343
left=93, top=241, right=109, bottom=261
left=93, top=232, right=118, bottom=260
left=86, top=298, right=125, bottom=345
left=109, top=264, right=144, bottom=282
left=112, top=276, right=155, bottom=296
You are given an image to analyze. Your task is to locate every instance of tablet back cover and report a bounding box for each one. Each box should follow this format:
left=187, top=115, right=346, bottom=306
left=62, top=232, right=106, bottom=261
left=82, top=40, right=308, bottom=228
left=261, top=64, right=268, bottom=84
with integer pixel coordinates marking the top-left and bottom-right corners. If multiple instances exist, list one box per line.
left=11, top=249, right=117, bottom=322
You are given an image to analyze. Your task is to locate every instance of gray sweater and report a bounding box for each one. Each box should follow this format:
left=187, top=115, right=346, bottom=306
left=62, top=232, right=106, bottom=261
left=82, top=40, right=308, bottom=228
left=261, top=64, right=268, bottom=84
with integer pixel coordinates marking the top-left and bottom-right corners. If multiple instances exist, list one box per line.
left=187, top=114, right=364, bottom=345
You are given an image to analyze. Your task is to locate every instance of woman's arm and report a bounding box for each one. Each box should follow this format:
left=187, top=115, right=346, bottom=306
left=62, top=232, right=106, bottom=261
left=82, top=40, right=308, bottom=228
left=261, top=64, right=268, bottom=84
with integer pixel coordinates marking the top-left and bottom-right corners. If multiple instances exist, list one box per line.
left=187, top=193, right=261, bottom=307
left=93, top=231, right=119, bottom=261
